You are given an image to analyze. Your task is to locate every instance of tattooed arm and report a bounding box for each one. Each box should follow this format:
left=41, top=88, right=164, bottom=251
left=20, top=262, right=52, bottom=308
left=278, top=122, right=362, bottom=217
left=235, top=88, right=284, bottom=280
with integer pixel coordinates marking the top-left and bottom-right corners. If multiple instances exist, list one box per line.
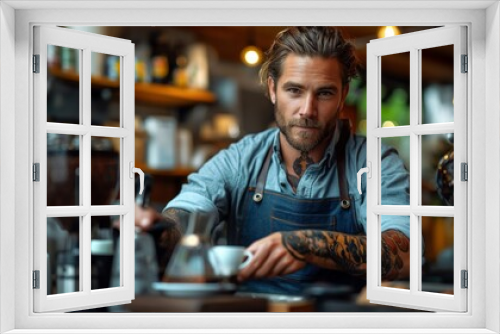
left=151, top=208, right=191, bottom=277
left=281, top=229, right=409, bottom=280
left=157, top=207, right=190, bottom=250
left=238, top=228, right=409, bottom=281
left=161, top=207, right=191, bottom=234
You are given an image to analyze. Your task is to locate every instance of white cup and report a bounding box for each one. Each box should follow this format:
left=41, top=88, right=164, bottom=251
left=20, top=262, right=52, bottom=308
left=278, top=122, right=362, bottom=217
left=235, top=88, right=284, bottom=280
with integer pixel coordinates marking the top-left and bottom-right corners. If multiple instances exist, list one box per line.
left=209, top=246, right=254, bottom=277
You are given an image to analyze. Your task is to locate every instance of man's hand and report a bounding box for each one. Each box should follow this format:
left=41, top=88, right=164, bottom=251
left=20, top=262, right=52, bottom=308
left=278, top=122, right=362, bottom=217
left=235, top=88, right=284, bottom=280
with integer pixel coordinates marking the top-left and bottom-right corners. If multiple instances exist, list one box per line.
left=135, top=205, right=162, bottom=231
left=237, top=232, right=306, bottom=282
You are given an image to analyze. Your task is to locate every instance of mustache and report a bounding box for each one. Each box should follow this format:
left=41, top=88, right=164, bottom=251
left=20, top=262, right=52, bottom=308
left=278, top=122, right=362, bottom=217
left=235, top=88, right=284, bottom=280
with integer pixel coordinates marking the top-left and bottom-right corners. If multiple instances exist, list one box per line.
left=287, top=118, right=322, bottom=128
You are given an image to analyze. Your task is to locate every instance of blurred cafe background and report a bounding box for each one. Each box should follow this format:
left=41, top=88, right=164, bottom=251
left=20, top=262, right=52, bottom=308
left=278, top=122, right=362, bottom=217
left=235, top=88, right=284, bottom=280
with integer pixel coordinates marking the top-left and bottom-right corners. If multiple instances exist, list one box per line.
left=46, top=26, right=455, bottom=311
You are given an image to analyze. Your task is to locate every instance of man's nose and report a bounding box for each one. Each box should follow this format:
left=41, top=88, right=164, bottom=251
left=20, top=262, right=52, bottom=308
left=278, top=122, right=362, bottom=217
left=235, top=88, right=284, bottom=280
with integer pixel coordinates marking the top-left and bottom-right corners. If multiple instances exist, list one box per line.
left=299, top=94, right=317, bottom=118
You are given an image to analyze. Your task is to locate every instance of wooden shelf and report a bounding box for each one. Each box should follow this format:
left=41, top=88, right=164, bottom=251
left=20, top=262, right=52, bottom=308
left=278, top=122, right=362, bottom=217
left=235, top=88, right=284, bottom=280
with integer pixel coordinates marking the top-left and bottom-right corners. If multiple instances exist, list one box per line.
left=49, top=67, right=120, bottom=89
left=135, top=162, right=195, bottom=178
left=135, top=82, right=216, bottom=108
left=49, top=67, right=216, bottom=108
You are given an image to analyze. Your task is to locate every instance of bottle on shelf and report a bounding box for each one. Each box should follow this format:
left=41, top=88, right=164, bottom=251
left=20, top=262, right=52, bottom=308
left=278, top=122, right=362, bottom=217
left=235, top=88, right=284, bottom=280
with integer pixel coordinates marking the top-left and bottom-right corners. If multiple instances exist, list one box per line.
left=173, top=51, right=189, bottom=88
left=105, top=55, right=120, bottom=81
left=149, top=31, right=170, bottom=84
left=166, top=41, right=183, bottom=86
left=135, top=40, right=151, bottom=83
left=47, top=44, right=61, bottom=70
left=61, top=46, right=78, bottom=73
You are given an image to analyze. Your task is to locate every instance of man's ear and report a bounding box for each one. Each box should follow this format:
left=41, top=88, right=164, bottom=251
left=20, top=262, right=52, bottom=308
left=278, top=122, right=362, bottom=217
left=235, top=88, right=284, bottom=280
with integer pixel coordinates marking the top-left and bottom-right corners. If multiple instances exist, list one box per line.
left=268, top=76, right=276, bottom=104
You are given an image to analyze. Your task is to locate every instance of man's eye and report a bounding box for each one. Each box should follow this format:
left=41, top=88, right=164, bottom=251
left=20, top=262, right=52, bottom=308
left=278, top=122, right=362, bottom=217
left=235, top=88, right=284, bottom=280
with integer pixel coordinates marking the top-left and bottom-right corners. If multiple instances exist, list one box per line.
left=287, top=88, right=300, bottom=94
left=318, top=90, right=334, bottom=97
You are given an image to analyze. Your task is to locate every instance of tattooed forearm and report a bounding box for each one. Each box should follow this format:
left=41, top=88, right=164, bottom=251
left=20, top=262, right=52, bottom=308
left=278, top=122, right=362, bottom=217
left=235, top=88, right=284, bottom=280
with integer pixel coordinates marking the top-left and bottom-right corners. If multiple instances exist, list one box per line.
left=155, top=208, right=190, bottom=276
left=281, top=230, right=367, bottom=276
left=381, top=230, right=410, bottom=280
left=281, top=232, right=308, bottom=261
left=281, top=229, right=409, bottom=279
left=161, top=207, right=191, bottom=234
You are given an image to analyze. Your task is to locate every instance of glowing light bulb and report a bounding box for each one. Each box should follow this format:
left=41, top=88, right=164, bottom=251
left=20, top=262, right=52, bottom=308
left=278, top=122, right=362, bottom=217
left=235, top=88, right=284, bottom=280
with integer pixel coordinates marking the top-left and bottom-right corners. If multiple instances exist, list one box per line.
left=378, top=26, right=401, bottom=39
left=241, top=46, right=262, bottom=67
left=245, top=50, right=259, bottom=65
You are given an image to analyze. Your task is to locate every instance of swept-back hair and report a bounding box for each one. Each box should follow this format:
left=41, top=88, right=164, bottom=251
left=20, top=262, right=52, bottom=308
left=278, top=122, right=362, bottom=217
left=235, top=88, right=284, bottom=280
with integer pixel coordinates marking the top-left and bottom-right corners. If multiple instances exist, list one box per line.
left=259, top=26, right=358, bottom=97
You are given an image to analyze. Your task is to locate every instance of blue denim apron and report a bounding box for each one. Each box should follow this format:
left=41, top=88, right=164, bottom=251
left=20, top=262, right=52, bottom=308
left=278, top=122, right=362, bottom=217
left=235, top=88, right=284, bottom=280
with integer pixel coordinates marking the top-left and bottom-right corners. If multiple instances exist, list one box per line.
left=233, top=120, right=363, bottom=295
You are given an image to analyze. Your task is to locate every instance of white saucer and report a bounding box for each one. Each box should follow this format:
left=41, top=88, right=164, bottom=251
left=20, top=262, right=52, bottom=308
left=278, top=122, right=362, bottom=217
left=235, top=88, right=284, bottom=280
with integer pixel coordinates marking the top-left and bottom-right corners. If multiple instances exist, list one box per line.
left=152, top=282, right=237, bottom=297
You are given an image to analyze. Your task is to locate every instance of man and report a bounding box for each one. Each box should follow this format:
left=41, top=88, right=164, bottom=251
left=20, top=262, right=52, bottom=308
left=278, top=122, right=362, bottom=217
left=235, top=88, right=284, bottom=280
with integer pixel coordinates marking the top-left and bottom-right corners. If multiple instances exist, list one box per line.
left=161, top=27, right=410, bottom=295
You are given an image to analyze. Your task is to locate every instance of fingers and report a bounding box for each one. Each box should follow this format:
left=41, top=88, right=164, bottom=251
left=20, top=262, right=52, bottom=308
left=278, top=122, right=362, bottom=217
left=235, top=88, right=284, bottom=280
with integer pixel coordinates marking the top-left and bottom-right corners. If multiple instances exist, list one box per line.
left=269, top=255, right=296, bottom=276
left=237, top=233, right=306, bottom=281
left=138, top=216, right=152, bottom=231
left=265, top=250, right=306, bottom=277
left=237, top=242, right=271, bottom=281
left=278, top=259, right=306, bottom=276
left=253, top=246, right=289, bottom=278
left=135, top=205, right=160, bottom=231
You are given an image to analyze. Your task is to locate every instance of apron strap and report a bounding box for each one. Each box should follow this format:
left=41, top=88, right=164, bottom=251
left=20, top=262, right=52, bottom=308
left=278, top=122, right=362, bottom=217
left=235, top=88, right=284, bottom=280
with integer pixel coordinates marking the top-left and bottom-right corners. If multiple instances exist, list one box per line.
left=253, top=146, right=273, bottom=203
left=336, top=119, right=351, bottom=209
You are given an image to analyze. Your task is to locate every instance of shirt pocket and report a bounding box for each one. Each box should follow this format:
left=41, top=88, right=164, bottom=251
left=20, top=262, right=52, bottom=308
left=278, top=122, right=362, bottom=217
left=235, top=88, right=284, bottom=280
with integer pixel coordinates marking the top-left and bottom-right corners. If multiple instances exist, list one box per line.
left=270, top=209, right=336, bottom=232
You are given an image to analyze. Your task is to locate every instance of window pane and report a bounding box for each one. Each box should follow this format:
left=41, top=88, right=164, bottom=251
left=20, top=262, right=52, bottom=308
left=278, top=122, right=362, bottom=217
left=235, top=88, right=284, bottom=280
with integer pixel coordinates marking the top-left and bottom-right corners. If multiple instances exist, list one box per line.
left=421, top=45, right=454, bottom=124
left=47, top=134, right=80, bottom=206
left=380, top=52, right=410, bottom=127
left=380, top=216, right=410, bottom=290
left=91, top=53, right=120, bottom=127
left=421, top=133, right=454, bottom=206
left=421, top=216, right=454, bottom=295
left=47, top=45, right=80, bottom=124
left=47, top=217, right=80, bottom=295
left=91, top=137, right=120, bottom=205
left=91, top=216, right=120, bottom=290
left=381, top=137, right=410, bottom=205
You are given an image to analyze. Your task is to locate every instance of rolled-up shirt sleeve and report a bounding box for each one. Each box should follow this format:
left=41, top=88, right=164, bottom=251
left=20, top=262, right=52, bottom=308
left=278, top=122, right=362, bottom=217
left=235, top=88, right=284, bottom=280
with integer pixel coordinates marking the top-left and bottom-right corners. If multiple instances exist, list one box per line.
left=354, top=139, right=410, bottom=239
left=164, top=144, right=240, bottom=222
left=379, top=143, right=411, bottom=238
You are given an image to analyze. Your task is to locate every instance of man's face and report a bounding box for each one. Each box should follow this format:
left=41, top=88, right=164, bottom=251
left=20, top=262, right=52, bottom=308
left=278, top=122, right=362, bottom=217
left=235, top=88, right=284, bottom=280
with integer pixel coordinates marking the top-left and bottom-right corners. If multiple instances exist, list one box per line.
left=269, top=54, right=349, bottom=153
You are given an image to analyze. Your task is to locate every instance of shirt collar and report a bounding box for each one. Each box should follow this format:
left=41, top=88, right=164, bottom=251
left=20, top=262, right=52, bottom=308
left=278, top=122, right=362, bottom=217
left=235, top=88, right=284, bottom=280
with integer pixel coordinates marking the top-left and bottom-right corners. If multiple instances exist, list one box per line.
left=272, top=119, right=342, bottom=168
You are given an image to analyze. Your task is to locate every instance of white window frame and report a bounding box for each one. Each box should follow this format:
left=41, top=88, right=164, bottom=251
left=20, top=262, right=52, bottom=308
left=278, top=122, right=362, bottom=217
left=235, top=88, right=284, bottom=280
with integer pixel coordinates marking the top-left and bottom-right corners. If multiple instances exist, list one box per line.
left=33, top=26, right=136, bottom=313
left=366, top=26, right=468, bottom=312
left=1, top=1, right=499, bottom=333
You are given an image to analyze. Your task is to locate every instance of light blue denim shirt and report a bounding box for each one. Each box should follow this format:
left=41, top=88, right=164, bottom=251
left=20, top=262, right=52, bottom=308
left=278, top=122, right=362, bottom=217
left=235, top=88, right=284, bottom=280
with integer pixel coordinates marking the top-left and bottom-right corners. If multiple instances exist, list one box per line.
left=165, top=121, right=410, bottom=238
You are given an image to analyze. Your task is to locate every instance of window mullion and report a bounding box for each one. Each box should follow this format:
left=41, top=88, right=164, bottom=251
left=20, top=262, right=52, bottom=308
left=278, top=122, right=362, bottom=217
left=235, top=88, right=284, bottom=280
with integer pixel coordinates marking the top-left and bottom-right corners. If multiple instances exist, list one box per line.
left=46, top=205, right=129, bottom=217
left=409, top=48, right=420, bottom=294
left=365, top=46, right=379, bottom=296
left=375, top=54, right=382, bottom=289
left=80, top=215, right=88, bottom=293
left=46, top=122, right=88, bottom=135
left=81, top=47, right=92, bottom=294
left=122, top=51, right=135, bottom=293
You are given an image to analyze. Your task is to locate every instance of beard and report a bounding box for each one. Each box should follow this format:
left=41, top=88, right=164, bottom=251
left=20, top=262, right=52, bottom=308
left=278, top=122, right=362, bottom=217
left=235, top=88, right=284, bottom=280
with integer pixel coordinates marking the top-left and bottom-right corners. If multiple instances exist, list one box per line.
left=274, top=100, right=336, bottom=153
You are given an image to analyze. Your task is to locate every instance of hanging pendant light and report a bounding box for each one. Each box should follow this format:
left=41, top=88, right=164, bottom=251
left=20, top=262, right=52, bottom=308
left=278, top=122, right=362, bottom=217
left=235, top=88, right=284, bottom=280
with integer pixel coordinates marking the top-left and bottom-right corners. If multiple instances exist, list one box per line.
left=241, top=45, right=263, bottom=67
left=241, top=27, right=263, bottom=67
left=378, top=26, right=401, bottom=39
